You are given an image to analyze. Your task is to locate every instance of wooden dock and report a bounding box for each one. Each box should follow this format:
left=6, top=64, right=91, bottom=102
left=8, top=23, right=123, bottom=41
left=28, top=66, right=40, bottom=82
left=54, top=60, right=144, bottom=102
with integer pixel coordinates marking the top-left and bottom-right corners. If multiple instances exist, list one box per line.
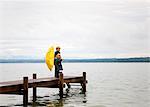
left=0, top=72, right=87, bottom=106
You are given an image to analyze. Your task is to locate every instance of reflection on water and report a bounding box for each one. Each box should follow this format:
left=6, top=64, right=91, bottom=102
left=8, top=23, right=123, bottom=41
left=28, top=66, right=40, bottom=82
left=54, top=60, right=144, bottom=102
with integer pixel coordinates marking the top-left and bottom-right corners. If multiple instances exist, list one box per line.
left=0, top=63, right=150, bottom=107
left=9, top=87, right=87, bottom=107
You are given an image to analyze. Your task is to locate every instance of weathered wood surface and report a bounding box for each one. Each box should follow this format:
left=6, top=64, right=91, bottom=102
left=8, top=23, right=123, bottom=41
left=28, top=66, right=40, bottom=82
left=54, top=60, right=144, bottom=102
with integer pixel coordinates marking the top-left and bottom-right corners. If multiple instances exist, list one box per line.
left=33, top=74, right=36, bottom=102
left=0, top=76, right=83, bottom=94
left=23, top=77, right=28, bottom=106
left=0, top=72, right=87, bottom=106
left=59, top=72, right=64, bottom=98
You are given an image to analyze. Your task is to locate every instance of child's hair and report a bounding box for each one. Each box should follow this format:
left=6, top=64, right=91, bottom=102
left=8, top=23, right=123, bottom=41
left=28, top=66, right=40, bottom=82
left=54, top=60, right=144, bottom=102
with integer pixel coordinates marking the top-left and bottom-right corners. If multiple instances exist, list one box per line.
left=56, top=53, right=61, bottom=58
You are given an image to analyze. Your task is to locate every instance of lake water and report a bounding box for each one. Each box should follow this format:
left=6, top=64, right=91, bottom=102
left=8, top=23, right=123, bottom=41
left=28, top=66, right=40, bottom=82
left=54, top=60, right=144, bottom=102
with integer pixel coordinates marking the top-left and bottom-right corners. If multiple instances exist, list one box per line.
left=0, top=63, right=150, bottom=107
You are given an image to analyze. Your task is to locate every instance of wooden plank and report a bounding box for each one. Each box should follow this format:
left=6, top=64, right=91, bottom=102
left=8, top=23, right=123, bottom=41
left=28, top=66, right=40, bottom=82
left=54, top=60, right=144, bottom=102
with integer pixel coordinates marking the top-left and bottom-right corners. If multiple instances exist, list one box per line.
left=0, top=77, right=58, bottom=87
left=0, top=80, right=23, bottom=87
left=0, top=76, right=86, bottom=94
left=29, top=80, right=58, bottom=88
left=0, top=76, right=82, bottom=86
left=0, top=85, right=22, bottom=94
left=64, top=77, right=83, bottom=83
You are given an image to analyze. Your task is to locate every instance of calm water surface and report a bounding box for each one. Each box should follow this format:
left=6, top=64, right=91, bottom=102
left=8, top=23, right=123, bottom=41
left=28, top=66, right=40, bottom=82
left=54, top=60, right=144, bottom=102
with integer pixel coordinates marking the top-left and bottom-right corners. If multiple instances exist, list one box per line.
left=0, top=63, right=150, bottom=107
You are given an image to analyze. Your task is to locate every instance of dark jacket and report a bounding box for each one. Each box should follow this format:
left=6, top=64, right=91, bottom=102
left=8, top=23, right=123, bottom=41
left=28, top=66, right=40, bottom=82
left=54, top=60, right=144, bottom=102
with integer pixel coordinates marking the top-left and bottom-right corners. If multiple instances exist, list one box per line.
left=54, top=58, right=63, bottom=78
left=54, top=58, right=63, bottom=71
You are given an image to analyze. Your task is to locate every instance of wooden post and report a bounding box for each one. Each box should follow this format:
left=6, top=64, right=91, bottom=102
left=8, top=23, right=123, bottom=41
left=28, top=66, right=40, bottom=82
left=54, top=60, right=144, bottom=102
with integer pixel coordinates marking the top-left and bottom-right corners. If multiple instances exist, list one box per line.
left=33, top=74, right=36, bottom=102
left=59, top=72, right=64, bottom=98
left=82, top=72, right=86, bottom=93
left=23, top=77, right=28, bottom=106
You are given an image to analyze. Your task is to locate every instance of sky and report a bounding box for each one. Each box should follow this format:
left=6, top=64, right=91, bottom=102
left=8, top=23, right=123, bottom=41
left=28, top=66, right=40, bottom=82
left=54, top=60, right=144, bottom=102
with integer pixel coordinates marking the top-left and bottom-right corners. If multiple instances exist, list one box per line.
left=0, top=0, right=149, bottom=58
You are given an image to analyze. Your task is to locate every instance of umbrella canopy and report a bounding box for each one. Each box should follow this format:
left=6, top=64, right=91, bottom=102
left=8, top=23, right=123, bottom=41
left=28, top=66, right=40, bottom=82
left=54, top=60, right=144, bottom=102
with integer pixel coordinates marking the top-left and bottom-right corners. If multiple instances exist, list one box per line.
left=45, top=46, right=54, bottom=71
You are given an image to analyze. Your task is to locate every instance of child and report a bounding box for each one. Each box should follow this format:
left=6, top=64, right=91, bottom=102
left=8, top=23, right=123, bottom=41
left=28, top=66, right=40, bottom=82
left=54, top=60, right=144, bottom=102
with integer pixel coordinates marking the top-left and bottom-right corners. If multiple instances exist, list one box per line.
left=55, top=46, right=61, bottom=57
left=54, top=53, right=62, bottom=78
left=54, top=46, right=63, bottom=78
left=55, top=46, right=63, bottom=70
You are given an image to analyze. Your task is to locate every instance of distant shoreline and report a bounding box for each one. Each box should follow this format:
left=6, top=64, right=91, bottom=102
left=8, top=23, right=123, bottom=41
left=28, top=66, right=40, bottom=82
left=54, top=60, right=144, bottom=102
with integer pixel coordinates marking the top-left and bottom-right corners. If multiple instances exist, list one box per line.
left=0, top=57, right=149, bottom=63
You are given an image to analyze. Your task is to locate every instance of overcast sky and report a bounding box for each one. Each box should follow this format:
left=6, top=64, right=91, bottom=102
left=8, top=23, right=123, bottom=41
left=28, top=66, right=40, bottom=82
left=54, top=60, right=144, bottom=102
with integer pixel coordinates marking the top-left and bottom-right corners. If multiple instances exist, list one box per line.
left=0, top=0, right=149, bottom=58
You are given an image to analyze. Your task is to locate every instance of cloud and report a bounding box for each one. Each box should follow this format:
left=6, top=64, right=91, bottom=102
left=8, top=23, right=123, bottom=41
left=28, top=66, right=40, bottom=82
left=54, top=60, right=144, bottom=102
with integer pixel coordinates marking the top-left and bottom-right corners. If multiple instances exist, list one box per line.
left=0, top=0, right=149, bottom=58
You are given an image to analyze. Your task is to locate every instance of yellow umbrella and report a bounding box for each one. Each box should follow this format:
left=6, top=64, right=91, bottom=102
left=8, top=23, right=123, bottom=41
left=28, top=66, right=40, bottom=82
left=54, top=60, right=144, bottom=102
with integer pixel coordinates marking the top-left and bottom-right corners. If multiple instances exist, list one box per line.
left=45, top=46, right=54, bottom=71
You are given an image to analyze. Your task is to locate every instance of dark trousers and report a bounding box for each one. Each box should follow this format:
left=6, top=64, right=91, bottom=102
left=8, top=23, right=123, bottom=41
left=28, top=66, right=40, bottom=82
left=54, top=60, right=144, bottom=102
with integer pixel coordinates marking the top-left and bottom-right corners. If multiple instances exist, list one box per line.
left=55, top=67, right=59, bottom=78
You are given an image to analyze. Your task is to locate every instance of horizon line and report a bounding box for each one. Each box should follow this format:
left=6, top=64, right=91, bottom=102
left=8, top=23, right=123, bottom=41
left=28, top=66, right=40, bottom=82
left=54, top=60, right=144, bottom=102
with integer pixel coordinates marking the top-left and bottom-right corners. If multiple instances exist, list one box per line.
left=0, top=57, right=149, bottom=63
